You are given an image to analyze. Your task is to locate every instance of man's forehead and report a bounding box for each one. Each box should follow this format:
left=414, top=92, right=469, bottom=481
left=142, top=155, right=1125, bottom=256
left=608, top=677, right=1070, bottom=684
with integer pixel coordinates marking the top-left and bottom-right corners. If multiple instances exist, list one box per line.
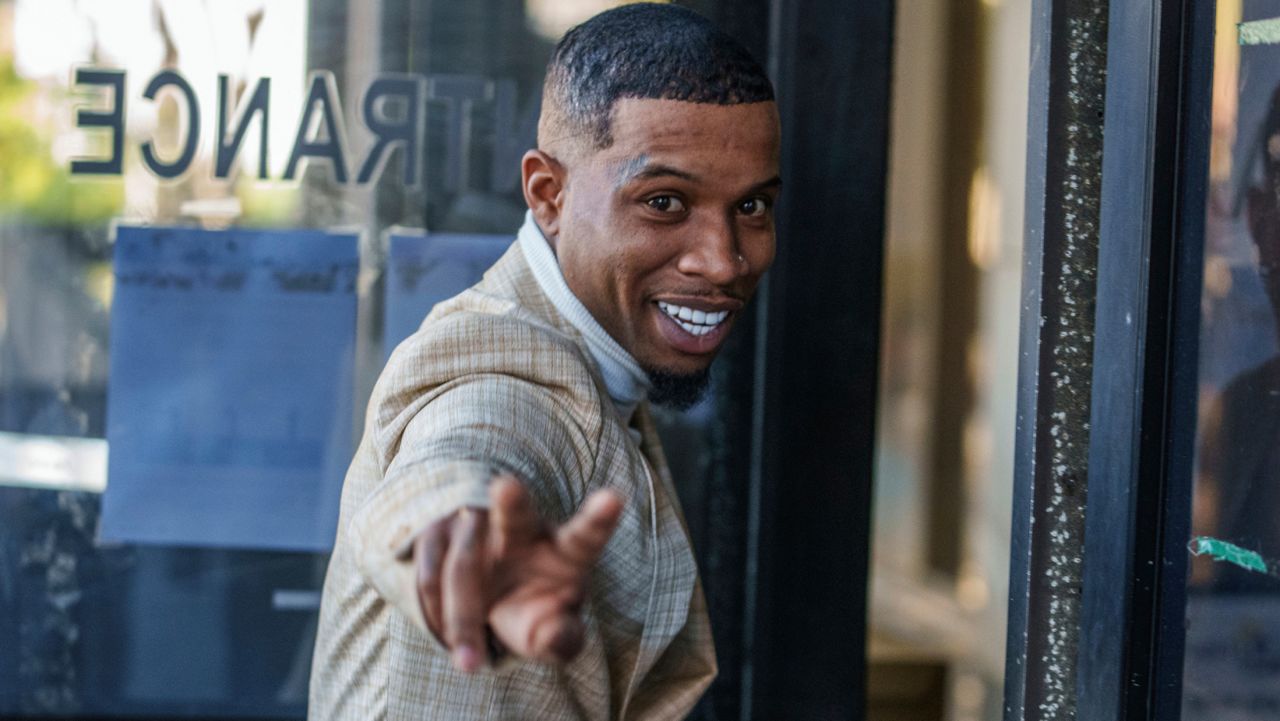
left=607, top=97, right=780, bottom=141
left=598, top=98, right=780, bottom=179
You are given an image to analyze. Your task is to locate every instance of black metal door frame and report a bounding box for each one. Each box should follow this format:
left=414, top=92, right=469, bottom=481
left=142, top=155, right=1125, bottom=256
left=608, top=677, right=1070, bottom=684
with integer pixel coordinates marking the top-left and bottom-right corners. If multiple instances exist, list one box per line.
left=1004, top=1, right=1214, bottom=720
left=702, top=0, right=896, bottom=718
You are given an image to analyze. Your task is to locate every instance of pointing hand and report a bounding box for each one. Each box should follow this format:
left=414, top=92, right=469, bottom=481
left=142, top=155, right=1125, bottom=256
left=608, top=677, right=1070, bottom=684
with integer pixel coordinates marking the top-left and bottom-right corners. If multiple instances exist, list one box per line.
left=412, top=474, right=624, bottom=672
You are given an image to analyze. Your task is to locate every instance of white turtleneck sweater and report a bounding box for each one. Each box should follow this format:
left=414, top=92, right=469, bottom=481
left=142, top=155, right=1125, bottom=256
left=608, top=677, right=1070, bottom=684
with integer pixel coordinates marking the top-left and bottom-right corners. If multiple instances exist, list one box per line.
left=515, top=211, right=651, bottom=428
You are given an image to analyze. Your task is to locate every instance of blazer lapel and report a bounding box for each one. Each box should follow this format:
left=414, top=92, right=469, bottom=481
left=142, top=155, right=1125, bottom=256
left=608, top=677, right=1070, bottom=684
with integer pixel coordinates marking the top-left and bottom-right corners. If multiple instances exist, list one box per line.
left=615, top=405, right=698, bottom=717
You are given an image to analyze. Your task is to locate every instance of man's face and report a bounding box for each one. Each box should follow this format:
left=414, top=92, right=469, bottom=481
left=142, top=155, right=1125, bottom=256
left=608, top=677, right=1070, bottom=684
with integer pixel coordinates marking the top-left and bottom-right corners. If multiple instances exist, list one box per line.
left=550, top=98, right=781, bottom=378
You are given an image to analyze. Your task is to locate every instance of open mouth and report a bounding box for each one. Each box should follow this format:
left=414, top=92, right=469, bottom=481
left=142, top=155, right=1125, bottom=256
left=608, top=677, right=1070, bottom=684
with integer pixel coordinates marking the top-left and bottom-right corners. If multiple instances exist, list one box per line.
left=657, top=301, right=731, bottom=336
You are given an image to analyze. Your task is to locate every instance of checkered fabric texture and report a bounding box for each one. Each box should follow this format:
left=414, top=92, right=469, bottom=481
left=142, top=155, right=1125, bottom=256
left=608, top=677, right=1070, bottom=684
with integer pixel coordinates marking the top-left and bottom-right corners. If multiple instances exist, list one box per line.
left=308, top=243, right=716, bottom=720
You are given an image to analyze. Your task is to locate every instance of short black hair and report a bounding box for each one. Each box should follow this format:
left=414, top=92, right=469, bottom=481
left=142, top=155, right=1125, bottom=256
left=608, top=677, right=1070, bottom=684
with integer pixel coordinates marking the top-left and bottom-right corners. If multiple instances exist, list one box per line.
left=541, top=3, right=775, bottom=149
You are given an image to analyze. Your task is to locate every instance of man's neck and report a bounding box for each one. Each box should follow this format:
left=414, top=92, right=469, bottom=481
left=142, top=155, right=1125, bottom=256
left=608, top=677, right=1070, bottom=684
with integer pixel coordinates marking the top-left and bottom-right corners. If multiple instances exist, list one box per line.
left=516, top=212, right=650, bottom=422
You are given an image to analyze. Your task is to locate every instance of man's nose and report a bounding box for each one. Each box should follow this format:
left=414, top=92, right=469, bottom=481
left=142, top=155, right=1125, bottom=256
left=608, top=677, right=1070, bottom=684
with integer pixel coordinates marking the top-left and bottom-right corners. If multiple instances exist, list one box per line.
left=675, top=214, right=744, bottom=286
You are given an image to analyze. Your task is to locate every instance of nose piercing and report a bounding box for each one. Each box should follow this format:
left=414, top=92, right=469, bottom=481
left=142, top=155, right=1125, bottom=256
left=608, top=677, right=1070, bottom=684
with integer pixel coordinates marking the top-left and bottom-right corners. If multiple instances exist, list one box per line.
left=736, top=253, right=746, bottom=264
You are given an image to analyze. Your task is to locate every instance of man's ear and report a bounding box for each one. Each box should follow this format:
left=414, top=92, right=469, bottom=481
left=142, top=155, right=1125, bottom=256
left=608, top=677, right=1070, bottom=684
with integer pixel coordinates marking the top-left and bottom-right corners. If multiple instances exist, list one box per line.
left=522, top=149, right=566, bottom=242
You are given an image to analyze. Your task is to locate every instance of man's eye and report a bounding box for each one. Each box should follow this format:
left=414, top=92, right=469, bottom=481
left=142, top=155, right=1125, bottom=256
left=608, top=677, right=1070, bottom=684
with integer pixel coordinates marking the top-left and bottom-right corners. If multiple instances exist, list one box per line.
left=738, top=197, right=770, bottom=217
left=646, top=196, right=686, bottom=213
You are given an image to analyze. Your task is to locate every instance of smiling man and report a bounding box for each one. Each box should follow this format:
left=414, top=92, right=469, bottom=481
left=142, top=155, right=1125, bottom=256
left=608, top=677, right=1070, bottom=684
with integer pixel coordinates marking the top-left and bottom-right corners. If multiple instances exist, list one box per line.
left=309, top=5, right=780, bottom=719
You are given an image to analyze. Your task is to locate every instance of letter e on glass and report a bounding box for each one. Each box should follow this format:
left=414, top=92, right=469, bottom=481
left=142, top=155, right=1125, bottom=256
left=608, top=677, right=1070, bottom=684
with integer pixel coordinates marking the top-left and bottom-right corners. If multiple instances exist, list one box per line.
left=71, top=68, right=126, bottom=175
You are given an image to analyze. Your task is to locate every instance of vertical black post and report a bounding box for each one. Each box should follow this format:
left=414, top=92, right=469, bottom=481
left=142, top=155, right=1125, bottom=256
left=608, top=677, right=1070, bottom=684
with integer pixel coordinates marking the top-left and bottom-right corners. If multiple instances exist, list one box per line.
left=1076, top=0, right=1213, bottom=719
left=1007, top=0, right=1215, bottom=719
left=743, top=0, right=894, bottom=718
left=1147, top=8, right=1213, bottom=717
left=1004, top=0, right=1109, bottom=719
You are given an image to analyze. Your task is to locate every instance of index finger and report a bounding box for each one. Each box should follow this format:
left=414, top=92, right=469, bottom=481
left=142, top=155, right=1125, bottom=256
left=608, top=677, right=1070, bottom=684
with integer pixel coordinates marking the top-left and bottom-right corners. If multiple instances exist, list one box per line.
left=442, top=508, right=489, bottom=672
left=413, top=518, right=450, bottom=644
left=554, top=489, right=624, bottom=569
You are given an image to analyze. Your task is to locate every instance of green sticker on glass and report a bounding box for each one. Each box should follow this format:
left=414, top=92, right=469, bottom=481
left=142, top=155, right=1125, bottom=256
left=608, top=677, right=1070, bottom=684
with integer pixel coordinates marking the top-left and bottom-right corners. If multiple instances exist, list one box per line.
left=1188, top=536, right=1271, bottom=575
left=1239, top=18, right=1280, bottom=46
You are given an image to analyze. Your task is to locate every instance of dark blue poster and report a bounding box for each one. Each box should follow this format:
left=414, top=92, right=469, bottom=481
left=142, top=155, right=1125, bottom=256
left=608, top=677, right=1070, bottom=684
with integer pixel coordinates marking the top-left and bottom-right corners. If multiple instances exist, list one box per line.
left=100, top=226, right=359, bottom=552
left=383, top=231, right=511, bottom=360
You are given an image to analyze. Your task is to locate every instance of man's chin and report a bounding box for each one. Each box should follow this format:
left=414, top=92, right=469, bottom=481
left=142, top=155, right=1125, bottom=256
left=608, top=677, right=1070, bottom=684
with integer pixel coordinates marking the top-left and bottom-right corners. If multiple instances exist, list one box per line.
left=643, top=364, right=712, bottom=411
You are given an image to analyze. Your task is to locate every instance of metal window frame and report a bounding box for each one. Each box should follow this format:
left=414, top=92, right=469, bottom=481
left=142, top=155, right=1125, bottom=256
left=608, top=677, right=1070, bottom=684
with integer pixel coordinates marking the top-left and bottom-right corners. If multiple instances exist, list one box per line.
left=1004, top=0, right=1214, bottom=719
left=736, top=0, right=895, bottom=718
left=1076, top=0, right=1213, bottom=719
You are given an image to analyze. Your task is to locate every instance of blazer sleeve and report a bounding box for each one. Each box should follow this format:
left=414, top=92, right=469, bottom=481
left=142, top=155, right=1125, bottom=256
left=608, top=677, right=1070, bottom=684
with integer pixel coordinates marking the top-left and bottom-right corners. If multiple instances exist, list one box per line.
left=347, top=308, right=605, bottom=636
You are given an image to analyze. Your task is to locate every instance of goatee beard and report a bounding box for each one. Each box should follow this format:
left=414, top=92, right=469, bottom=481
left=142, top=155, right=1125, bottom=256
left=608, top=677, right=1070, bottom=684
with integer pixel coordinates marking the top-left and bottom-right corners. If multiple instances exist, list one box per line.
left=643, top=365, right=712, bottom=411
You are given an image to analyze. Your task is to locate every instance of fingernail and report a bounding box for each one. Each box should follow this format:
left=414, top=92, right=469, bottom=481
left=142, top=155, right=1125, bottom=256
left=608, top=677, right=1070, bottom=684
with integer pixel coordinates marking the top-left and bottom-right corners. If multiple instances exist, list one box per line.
left=454, top=644, right=480, bottom=672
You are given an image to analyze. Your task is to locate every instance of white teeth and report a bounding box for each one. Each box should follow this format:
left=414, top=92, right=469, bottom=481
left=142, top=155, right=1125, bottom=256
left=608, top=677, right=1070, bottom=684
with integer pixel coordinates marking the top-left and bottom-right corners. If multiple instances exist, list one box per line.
left=660, top=301, right=731, bottom=336
left=678, top=321, right=711, bottom=336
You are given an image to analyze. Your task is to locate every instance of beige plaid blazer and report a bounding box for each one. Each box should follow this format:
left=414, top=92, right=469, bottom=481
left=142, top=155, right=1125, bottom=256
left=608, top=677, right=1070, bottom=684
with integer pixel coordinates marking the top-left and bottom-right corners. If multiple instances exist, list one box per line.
left=309, top=242, right=716, bottom=720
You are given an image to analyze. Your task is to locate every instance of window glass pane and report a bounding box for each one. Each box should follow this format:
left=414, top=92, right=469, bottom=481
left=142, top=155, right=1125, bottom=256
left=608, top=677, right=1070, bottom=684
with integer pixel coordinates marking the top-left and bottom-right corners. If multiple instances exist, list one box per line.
left=0, top=1, right=726, bottom=716
left=1185, top=1, right=1280, bottom=717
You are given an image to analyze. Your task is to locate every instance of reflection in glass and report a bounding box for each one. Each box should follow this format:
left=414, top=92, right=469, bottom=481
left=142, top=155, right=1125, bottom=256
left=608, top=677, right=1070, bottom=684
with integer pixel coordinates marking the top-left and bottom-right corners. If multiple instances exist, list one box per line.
left=1186, top=1, right=1280, bottom=717
left=0, top=0, right=726, bottom=716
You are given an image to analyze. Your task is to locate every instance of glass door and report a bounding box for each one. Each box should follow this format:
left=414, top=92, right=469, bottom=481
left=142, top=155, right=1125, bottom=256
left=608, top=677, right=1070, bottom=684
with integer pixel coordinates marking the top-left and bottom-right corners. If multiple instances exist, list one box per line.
left=1183, top=2, right=1280, bottom=717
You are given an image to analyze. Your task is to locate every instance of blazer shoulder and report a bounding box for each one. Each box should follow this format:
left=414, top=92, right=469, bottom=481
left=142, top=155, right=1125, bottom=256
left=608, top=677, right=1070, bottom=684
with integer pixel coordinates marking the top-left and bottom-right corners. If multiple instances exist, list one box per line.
left=370, top=298, right=608, bottom=456
left=392, top=294, right=597, bottom=392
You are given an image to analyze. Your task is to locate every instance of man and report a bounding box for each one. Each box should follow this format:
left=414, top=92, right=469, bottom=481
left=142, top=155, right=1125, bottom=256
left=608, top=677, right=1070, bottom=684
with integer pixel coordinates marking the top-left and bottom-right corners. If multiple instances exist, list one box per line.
left=309, top=4, right=780, bottom=718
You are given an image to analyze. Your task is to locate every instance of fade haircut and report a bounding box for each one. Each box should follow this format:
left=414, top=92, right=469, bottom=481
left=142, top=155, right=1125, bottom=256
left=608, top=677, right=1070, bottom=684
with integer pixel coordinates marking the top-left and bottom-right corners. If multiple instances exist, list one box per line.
left=539, top=3, right=775, bottom=152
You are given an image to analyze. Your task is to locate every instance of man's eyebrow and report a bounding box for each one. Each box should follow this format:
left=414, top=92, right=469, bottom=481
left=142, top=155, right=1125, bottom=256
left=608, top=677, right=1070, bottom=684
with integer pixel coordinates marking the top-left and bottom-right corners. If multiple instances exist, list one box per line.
left=614, top=156, right=700, bottom=188
left=613, top=157, right=783, bottom=194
